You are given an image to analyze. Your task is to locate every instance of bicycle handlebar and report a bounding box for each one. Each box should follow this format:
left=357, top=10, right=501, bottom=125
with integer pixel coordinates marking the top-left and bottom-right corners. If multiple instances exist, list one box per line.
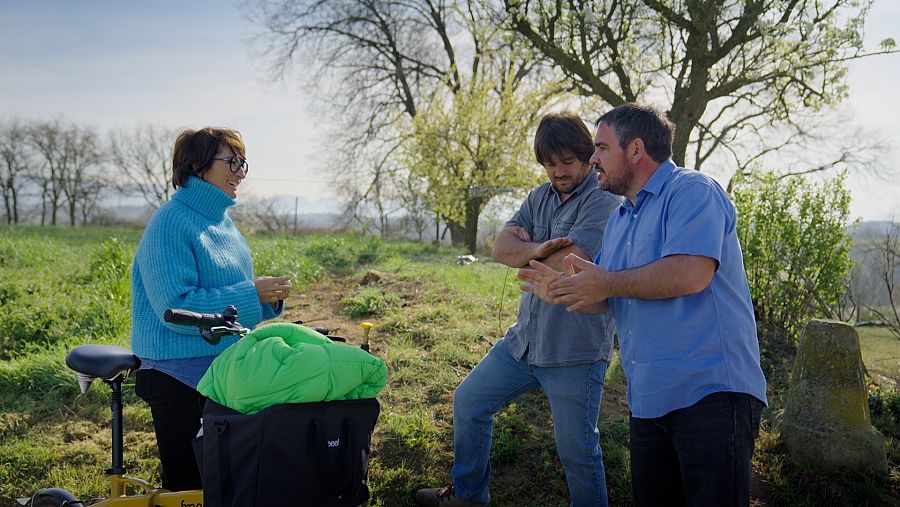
left=164, top=309, right=228, bottom=328
left=164, top=305, right=247, bottom=345
left=162, top=306, right=366, bottom=350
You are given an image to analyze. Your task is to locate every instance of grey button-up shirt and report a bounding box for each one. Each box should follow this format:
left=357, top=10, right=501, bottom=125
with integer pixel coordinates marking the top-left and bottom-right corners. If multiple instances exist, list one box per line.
left=504, top=170, right=622, bottom=367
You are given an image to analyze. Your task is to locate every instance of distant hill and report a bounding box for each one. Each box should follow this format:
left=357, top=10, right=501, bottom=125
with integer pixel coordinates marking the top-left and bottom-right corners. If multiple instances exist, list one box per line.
left=848, top=221, right=895, bottom=238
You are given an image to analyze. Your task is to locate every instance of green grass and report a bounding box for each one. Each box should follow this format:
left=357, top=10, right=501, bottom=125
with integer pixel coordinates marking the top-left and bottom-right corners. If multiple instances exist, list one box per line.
left=0, top=226, right=898, bottom=506
left=858, top=326, right=900, bottom=380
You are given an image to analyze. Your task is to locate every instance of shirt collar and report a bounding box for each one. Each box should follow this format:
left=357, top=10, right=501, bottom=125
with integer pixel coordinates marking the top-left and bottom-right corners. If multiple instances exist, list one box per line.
left=616, top=159, right=677, bottom=215
left=642, top=159, right=677, bottom=197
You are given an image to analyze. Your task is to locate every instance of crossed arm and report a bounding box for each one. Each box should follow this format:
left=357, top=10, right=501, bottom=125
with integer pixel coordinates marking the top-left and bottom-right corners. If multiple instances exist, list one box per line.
left=517, top=253, right=716, bottom=313
left=492, top=225, right=590, bottom=272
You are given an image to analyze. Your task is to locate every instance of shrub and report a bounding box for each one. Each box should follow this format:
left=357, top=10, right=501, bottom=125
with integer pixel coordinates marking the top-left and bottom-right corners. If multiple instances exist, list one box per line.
left=732, top=171, right=854, bottom=341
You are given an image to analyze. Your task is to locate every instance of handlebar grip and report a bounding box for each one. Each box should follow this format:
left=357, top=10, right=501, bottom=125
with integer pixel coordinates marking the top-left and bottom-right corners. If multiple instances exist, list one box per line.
left=164, top=309, right=224, bottom=328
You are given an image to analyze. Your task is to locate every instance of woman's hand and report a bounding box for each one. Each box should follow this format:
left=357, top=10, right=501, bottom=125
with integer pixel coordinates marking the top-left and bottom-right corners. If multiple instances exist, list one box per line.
left=254, top=275, right=292, bottom=304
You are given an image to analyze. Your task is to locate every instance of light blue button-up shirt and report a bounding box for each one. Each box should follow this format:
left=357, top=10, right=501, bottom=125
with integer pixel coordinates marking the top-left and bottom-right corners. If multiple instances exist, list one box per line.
left=595, top=159, right=767, bottom=418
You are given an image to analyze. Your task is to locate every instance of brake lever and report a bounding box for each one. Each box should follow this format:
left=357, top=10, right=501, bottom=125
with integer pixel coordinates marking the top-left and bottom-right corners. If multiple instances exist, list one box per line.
left=201, top=328, right=223, bottom=345
left=201, top=323, right=250, bottom=345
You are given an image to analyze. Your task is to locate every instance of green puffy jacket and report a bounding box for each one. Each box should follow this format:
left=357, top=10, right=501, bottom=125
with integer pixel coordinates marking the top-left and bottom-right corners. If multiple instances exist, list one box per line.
left=197, top=322, right=388, bottom=414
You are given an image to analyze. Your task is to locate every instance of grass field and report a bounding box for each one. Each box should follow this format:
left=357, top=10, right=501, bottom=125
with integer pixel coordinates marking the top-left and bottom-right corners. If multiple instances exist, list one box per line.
left=859, top=326, right=900, bottom=382
left=0, top=225, right=897, bottom=506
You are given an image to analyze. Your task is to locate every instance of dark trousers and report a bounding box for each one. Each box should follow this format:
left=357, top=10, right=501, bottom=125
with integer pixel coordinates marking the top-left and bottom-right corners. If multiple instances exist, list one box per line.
left=629, top=391, right=763, bottom=507
left=134, top=369, right=205, bottom=491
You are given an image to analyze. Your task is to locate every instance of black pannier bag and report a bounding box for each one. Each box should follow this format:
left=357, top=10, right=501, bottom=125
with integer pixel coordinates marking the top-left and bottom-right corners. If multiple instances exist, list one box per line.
left=200, top=397, right=381, bottom=507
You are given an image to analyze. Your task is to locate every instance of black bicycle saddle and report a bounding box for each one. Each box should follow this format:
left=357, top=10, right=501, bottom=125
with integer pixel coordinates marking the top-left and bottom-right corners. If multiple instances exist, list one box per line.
left=66, top=344, right=141, bottom=379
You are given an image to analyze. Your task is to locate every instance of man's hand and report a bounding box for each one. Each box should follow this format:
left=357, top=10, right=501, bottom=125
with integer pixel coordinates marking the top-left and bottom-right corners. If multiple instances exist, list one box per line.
left=534, top=237, right=573, bottom=260
left=493, top=226, right=573, bottom=269
left=510, top=226, right=572, bottom=260
left=546, top=254, right=611, bottom=312
left=517, top=260, right=564, bottom=303
left=518, top=256, right=611, bottom=314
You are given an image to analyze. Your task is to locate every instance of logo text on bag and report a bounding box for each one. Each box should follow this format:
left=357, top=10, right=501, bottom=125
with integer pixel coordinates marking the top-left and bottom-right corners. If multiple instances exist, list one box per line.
left=327, top=438, right=340, bottom=448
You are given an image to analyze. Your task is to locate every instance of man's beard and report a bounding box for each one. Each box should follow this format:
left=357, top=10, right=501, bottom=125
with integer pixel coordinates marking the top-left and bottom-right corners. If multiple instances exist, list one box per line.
left=552, top=174, right=583, bottom=194
left=601, top=165, right=633, bottom=196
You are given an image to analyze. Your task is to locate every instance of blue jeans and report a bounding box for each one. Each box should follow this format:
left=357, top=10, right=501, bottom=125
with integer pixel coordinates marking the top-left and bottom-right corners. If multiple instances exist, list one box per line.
left=629, top=391, right=764, bottom=507
left=451, top=338, right=609, bottom=506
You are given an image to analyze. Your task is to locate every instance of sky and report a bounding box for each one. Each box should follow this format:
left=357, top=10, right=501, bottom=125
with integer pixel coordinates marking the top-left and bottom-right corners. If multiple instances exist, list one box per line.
left=1, top=0, right=899, bottom=221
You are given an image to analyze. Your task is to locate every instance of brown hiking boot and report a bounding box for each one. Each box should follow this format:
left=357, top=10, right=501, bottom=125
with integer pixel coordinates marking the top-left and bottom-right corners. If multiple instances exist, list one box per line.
left=414, top=484, right=487, bottom=506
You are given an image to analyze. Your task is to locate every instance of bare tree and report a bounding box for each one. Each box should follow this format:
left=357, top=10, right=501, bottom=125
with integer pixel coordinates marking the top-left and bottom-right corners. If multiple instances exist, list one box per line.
left=108, top=124, right=175, bottom=209
left=0, top=118, right=31, bottom=224
left=233, top=195, right=296, bottom=234
left=833, top=261, right=868, bottom=322
left=77, top=173, right=111, bottom=225
left=26, top=119, right=67, bottom=225
left=26, top=119, right=105, bottom=226
left=499, top=0, right=897, bottom=182
left=862, top=220, right=900, bottom=339
left=59, top=126, right=104, bottom=226
left=334, top=137, right=416, bottom=239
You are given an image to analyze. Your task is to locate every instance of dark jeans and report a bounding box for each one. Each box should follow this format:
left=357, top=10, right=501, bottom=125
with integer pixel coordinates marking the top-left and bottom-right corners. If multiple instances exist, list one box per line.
left=134, top=369, right=206, bottom=491
left=629, top=391, right=763, bottom=507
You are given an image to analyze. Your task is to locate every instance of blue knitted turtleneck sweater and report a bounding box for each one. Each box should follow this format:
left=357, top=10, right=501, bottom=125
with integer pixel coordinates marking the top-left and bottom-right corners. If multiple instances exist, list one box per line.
left=131, top=176, right=280, bottom=360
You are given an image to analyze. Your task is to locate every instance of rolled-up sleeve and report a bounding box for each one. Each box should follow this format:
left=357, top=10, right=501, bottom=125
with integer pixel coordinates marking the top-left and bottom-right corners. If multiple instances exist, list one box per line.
left=506, top=188, right=536, bottom=234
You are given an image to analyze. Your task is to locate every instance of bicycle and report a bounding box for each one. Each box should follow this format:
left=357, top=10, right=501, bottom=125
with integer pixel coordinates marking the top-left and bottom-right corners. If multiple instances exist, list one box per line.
left=20, top=306, right=375, bottom=507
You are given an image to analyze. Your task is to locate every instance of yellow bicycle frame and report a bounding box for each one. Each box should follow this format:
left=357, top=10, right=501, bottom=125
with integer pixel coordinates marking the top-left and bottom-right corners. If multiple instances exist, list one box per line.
left=85, top=474, right=204, bottom=507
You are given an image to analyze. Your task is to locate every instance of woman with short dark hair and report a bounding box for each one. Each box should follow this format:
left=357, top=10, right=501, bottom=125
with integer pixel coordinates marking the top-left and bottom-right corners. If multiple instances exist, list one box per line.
left=131, top=127, right=291, bottom=491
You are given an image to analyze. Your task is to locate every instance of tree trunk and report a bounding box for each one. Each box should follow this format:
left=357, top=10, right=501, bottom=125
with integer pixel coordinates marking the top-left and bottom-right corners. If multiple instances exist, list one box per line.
left=463, top=198, right=481, bottom=255
left=68, top=200, right=77, bottom=227
left=668, top=100, right=704, bottom=169
left=447, top=197, right=485, bottom=254
left=2, top=189, right=10, bottom=225
left=40, top=190, right=47, bottom=226
left=447, top=220, right=466, bottom=248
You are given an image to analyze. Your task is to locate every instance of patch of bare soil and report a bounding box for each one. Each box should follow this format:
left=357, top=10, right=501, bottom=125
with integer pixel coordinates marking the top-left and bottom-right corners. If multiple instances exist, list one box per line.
left=601, top=381, right=630, bottom=419
left=279, top=270, right=423, bottom=352
left=280, top=275, right=368, bottom=345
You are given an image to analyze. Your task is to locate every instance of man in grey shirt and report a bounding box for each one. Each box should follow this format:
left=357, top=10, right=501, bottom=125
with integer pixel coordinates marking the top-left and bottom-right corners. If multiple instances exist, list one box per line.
left=416, top=111, right=621, bottom=507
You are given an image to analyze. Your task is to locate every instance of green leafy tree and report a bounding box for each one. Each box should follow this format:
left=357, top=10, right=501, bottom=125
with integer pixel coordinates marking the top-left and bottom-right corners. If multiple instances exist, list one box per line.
left=732, top=171, right=854, bottom=342
left=401, top=73, right=547, bottom=253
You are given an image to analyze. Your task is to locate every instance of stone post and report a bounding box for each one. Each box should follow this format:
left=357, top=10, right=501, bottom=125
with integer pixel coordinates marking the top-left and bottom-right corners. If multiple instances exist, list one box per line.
left=781, top=319, right=888, bottom=475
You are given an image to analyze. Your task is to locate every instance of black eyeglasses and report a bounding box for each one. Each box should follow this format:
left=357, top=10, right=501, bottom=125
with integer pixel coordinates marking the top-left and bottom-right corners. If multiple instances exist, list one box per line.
left=212, top=156, right=249, bottom=175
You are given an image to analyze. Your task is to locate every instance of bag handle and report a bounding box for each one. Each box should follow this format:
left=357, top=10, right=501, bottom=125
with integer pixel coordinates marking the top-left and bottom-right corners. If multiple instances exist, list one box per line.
left=310, top=418, right=357, bottom=497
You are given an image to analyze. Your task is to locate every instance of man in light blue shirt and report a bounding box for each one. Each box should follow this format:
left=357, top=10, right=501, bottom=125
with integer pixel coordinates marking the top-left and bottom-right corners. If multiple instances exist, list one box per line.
left=416, top=111, right=621, bottom=507
left=520, top=103, right=767, bottom=507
